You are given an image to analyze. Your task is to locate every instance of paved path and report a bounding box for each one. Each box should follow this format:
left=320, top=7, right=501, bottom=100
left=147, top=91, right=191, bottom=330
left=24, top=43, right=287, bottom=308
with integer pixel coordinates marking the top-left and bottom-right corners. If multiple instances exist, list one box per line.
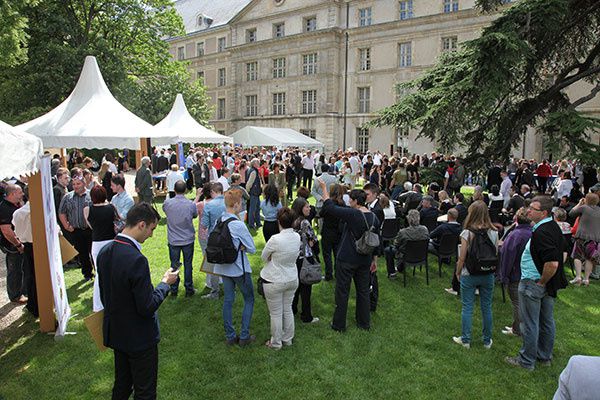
left=0, top=255, right=26, bottom=332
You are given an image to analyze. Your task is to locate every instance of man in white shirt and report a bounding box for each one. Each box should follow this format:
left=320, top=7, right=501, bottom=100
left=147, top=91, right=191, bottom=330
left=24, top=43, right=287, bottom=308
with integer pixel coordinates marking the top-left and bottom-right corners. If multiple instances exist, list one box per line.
left=301, top=150, right=315, bottom=189
left=500, top=170, right=512, bottom=208
left=12, top=201, right=37, bottom=316
left=217, top=168, right=231, bottom=192
left=349, top=152, right=362, bottom=188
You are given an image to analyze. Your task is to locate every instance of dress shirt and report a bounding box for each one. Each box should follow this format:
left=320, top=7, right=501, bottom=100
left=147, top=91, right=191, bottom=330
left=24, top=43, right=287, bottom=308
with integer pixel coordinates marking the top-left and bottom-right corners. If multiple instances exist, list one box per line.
left=301, top=155, right=314, bottom=170
left=111, top=190, right=134, bottom=220
left=217, top=176, right=230, bottom=191
left=166, top=171, right=185, bottom=192
left=260, top=228, right=301, bottom=283
left=162, top=194, right=197, bottom=246
left=117, top=233, right=142, bottom=251
left=213, top=212, right=256, bottom=277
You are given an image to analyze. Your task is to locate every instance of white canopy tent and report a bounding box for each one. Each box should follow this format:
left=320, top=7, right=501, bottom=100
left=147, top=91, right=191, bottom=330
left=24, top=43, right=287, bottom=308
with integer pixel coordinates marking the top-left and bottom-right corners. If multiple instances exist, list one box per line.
left=152, top=94, right=232, bottom=146
left=17, top=56, right=159, bottom=150
left=231, top=126, right=324, bottom=149
left=0, top=120, right=44, bottom=179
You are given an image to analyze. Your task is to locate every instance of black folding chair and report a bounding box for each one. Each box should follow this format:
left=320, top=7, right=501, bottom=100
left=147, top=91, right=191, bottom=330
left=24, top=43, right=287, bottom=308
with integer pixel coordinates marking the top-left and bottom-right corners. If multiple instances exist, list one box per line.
left=380, top=218, right=401, bottom=245
left=402, top=240, right=430, bottom=287
left=435, top=234, right=459, bottom=277
left=422, top=215, right=439, bottom=233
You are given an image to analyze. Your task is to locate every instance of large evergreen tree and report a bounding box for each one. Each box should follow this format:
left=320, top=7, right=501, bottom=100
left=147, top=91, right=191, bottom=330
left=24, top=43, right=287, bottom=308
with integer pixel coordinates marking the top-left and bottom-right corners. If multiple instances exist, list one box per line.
left=372, top=0, right=600, bottom=165
left=0, top=0, right=211, bottom=127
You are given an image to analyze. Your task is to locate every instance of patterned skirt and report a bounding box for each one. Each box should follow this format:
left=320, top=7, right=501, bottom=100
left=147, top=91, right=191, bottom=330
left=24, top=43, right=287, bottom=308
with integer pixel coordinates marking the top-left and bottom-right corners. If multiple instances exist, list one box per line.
left=571, top=238, right=600, bottom=263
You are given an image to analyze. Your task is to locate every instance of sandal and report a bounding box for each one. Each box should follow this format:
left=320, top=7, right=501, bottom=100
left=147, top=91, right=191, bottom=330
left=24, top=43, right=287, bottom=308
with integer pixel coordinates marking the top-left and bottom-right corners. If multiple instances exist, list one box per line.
left=582, top=279, right=590, bottom=287
left=265, top=340, right=281, bottom=350
left=570, top=278, right=582, bottom=286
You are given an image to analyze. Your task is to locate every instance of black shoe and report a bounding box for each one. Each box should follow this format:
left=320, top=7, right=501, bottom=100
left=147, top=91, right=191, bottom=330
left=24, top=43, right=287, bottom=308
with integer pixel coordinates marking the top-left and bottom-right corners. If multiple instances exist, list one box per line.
left=324, top=275, right=334, bottom=281
left=225, top=336, right=239, bottom=346
left=239, top=335, right=256, bottom=347
left=185, top=289, right=197, bottom=297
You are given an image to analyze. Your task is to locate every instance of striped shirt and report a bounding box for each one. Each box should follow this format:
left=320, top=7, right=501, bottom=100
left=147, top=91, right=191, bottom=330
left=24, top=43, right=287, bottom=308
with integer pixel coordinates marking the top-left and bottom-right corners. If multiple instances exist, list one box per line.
left=59, top=190, right=92, bottom=229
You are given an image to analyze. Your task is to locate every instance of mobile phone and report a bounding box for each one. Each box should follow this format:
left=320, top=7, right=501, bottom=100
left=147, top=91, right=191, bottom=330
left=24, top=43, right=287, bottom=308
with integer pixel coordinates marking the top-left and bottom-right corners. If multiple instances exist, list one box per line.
left=172, top=262, right=182, bottom=272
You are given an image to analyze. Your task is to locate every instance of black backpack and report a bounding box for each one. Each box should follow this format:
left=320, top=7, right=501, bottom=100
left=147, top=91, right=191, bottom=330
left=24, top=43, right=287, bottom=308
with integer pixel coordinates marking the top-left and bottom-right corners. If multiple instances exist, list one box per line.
left=206, top=217, right=238, bottom=264
left=465, top=229, right=498, bottom=275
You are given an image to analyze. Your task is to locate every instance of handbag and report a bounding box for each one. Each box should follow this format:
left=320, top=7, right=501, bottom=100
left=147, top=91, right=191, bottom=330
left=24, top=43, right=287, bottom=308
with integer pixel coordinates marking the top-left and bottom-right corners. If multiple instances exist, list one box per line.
left=300, top=256, right=322, bottom=285
left=256, top=276, right=267, bottom=298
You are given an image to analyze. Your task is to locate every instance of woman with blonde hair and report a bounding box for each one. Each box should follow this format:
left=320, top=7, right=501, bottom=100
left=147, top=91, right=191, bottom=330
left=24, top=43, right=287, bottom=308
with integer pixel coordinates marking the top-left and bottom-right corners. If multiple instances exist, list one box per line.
left=453, top=200, right=498, bottom=349
left=438, top=190, right=453, bottom=215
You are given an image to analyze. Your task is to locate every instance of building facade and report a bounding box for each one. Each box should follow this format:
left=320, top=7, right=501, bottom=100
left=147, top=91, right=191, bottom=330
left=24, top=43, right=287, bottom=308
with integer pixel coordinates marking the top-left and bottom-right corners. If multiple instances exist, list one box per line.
left=167, top=0, right=599, bottom=159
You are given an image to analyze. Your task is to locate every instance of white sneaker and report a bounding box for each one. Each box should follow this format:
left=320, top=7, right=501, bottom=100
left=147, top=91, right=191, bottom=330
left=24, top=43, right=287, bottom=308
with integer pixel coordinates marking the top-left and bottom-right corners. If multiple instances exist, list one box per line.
left=310, top=317, right=320, bottom=324
left=452, top=336, right=470, bottom=349
left=445, top=288, right=458, bottom=296
left=484, top=339, right=493, bottom=349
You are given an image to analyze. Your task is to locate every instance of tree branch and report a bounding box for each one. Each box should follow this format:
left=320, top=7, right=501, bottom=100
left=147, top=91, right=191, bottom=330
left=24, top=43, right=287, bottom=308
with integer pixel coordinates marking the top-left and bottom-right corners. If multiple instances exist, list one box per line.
left=570, top=82, right=600, bottom=109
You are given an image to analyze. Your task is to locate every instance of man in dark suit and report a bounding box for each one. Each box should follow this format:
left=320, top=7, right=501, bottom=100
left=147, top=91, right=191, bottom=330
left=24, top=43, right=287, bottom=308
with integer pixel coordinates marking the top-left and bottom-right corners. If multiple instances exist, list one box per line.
left=135, top=157, right=154, bottom=204
left=98, top=203, right=178, bottom=400
left=428, top=208, right=462, bottom=254
left=520, top=184, right=534, bottom=200
left=363, top=183, right=384, bottom=224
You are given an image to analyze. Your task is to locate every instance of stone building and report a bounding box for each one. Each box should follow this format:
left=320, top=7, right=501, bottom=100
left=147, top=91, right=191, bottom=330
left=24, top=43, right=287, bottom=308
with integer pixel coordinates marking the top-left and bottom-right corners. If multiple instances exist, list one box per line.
left=167, top=0, right=599, bottom=159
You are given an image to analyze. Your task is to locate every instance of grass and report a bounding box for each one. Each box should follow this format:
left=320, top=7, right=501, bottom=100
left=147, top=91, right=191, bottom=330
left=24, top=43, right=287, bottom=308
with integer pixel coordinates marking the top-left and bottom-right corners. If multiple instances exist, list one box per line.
left=0, top=193, right=599, bottom=399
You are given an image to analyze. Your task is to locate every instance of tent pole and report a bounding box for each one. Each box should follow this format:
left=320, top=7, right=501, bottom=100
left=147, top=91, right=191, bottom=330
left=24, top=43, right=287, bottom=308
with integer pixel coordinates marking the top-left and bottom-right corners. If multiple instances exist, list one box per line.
left=29, top=172, right=56, bottom=332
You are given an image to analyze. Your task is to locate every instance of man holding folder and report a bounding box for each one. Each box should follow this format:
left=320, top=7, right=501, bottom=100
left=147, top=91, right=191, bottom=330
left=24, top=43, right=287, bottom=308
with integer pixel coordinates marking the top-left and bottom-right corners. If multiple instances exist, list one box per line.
left=98, top=203, right=178, bottom=400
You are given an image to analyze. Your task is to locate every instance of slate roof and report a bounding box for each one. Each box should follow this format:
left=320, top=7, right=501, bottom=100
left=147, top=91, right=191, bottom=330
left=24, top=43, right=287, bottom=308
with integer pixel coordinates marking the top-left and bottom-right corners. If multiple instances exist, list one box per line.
left=172, top=0, right=252, bottom=35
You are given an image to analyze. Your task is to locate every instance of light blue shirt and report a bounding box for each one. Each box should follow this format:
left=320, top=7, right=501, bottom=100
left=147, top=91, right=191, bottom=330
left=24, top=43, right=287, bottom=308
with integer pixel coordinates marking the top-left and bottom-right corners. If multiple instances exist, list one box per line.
left=111, top=190, right=134, bottom=220
left=260, top=200, right=282, bottom=221
left=201, top=195, right=225, bottom=233
left=520, top=217, right=553, bottom=280
left=185, top=155, right=195, bottom=169
left=213, top=212, right=256, bottom=277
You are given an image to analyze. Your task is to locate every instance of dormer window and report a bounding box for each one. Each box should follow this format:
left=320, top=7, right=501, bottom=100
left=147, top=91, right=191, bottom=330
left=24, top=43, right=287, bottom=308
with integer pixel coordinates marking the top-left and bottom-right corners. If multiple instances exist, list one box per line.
left=196, top=14, right=213, bottom=29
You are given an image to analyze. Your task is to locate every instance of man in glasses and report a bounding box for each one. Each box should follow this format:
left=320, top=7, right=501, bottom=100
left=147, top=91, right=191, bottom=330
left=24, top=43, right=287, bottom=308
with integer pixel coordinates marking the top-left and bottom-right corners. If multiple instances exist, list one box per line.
left=505, top=196, right=568, bottom=370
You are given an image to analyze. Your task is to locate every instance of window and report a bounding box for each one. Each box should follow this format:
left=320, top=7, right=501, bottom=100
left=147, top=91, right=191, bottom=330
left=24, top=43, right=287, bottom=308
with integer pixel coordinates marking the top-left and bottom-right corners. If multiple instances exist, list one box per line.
left=272, top=57, right=286, bottom=78
left=217, top=98, right=226, bottom=119
left=218, top=68, right=226, bottom=86
left=304, top=16, right=317, bottom=32
left=196, top=42, right=205, bottom=57
left=273, top=22, right=285, bottom=38
left=246, top=28, right=257, bottom=43
left=359, top=48, right=371, bottom=71
left=358, top=87, right=370, bottom=113
left=245, top=95, right=258, bottom=117
left=246, top=62, right=258, bottom=81
left=302, top=53, right=318, bottom=75
left=217, top=130, right=225, bottom=135
left=442, top=36, right=458, bottom=52
left=399, top=0, right=414, bottom=20
left=301, top=90, right=317, bottom=114
left=217, top=37, right=226, bottom=52
left=272, top=92, right=286, bottom=115
left=359, top=7, right=372, bottom=26
left=398, top=42, right=412, bottom=67
left=356, top=128, right=369, bottom=153
left=197, top=71, right=204, bottom=82
left=444, top=0, right=459, bottom=13
left=177, top=46, right=185, bottom=61
left=300, top=129, right=316, bottom=139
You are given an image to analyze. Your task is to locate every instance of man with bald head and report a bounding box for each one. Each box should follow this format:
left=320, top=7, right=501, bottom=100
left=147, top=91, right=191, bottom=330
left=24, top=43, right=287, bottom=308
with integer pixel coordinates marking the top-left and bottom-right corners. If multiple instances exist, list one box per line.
left=0, top=184, right=27, bottom=303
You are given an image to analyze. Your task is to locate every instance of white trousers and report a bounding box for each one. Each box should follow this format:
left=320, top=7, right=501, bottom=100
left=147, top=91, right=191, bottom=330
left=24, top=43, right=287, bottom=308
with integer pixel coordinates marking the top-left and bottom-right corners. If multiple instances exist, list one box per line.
left=264, top=279, right=299, bottom=348
left=91, top=239, right=112, bottom=312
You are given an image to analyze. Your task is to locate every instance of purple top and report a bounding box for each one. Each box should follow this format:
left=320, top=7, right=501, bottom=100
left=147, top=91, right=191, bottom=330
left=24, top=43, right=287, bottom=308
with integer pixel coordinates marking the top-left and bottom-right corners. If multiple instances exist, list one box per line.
left=498, top=224, right=532, bottom=284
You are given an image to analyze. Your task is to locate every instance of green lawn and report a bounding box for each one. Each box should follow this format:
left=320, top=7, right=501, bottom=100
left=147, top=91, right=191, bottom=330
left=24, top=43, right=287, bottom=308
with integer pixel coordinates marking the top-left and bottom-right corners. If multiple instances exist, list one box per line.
left=0, top=195, right=598, bottom=399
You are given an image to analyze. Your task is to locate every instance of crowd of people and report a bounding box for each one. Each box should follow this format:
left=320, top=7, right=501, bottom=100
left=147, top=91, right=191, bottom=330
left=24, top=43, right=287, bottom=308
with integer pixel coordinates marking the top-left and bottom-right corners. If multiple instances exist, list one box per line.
left=1, top=145, right=599, bottom=399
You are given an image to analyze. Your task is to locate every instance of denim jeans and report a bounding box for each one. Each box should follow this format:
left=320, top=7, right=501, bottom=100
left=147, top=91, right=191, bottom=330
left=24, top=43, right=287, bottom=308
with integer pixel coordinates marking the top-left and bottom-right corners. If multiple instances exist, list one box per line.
left=168, top=242, right=194, bottom=294
left=5, top=252, right=25, bottom=301
left=459, top=273, right=494, bottom=345
left=517, top=279, right=555, bottom=369
left=222, top=273, right=254, bottom=340
left=248, top=195, right=261, bottom=229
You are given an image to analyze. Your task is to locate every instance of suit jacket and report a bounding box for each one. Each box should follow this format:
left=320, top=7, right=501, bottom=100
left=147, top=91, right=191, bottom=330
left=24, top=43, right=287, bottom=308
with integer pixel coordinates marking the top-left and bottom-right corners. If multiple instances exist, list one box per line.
left=135, top=165, right=153, bottom=198
left=429, top=221, right=462, bottom=245
left=97, top=235, right=170, bottom=352
left=455, top=203, right=468, bottom=225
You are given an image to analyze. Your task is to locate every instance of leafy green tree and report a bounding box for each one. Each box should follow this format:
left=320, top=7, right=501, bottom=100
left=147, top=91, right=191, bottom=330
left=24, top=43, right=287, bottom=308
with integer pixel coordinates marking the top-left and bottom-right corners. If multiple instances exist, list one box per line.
left=0, top=0, right=37, bottom=68
left=372, top=0, right=600, bottom=165
left=0, top=0, right=211, bottom=130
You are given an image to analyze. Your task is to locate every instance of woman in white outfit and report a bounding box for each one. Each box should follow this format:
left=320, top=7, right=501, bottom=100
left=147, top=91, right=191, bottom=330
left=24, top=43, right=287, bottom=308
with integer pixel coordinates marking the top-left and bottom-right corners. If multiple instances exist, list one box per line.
left=260, top=207, right=301, bottom=350
left=84, top=185, right=118, bottom=312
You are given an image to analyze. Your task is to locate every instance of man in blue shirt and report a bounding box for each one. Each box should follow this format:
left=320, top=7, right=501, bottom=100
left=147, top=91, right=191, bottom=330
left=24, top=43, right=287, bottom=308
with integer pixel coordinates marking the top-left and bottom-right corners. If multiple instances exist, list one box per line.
left=214, top=188, right=256, bottom=346
left=110, top=174, right=134, bottom=231
left=506, top=196, right=567, bottom=370
left=200, top=182, right=225, bottom=299
left=163, top=181, right=198, bottom=297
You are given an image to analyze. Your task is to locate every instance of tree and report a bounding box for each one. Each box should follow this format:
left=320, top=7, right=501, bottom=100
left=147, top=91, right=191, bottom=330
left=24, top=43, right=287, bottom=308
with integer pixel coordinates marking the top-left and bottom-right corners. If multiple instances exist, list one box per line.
left=0, top=0, right=211, bottom=129
left=371, top=0, right=600, bottom=165
left=0, top=0, right=37, bottom=68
